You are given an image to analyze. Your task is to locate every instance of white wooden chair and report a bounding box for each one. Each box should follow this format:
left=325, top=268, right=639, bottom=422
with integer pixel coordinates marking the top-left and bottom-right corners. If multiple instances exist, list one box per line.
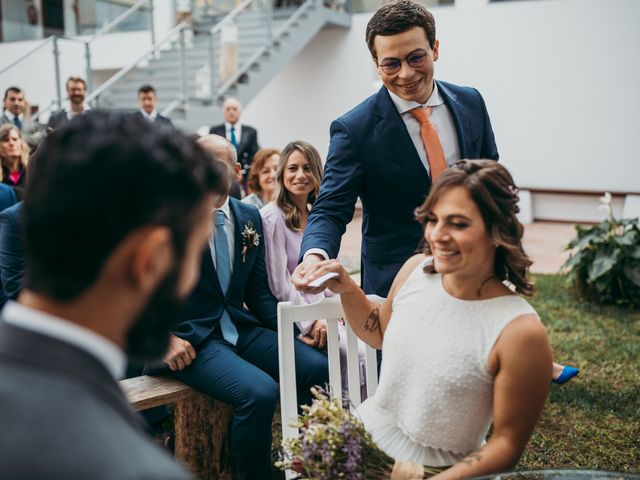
left=277, top=295, right=384, bottom=478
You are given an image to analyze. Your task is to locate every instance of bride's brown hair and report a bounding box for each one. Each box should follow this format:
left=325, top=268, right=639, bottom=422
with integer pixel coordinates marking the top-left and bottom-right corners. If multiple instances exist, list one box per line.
left=415, top=160, right=534, bottom=296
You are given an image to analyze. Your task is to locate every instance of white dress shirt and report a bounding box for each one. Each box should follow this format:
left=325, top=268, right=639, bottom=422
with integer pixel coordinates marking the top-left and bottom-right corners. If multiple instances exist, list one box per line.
left=224, top=121, right=243, bottom=144
left=209, top=196, right=235, bottom=273
left=3, top=110, right=24, bottom=125
left=2, top=301, right=126, bottom=380
left=140, top=109, right=158, bottom=122
left=387, top=81, right=461, bottom=175
left=64, top=102, right=90, bottom=121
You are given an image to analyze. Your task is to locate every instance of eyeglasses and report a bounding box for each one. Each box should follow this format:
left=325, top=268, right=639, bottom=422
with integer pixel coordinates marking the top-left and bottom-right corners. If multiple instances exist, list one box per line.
left=378, top=50, right=428, bottom=75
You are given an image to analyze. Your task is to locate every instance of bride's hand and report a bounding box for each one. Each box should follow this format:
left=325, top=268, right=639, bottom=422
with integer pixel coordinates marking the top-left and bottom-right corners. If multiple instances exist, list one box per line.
left=305, top=259, right=357, bottom=295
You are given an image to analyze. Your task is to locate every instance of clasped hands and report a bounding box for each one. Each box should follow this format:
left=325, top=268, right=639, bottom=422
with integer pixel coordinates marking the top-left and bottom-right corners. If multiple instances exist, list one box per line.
left=291, top=255, right=356, bottom=349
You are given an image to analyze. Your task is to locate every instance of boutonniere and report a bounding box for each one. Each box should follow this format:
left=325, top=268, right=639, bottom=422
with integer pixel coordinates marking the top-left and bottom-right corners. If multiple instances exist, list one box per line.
left=241, top=221, right=260, bottom=263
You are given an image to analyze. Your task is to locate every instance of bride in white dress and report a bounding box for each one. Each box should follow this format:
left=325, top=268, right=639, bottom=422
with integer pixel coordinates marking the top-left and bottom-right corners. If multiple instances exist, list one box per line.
left=296, top=160, right=552, bottom=479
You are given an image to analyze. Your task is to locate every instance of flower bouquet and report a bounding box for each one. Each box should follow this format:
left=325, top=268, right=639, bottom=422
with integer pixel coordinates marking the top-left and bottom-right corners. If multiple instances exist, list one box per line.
left=276, top=387, right=441, bottom=480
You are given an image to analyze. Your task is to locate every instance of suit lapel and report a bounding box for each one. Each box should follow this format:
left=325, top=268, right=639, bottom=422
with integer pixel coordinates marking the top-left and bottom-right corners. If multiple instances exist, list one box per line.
left=374, top=87, right=431, bottom=192
left=237, top=127, right=249, bottom=156
left=437, top=80, right=471, bottom=159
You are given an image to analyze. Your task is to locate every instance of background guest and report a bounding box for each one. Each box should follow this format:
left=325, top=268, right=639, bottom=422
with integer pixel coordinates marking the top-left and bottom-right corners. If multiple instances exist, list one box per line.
left=0, top=124, right=29, bottom=199
left=210, top=97, right=259, bottom=190
left=135, top=84, right=174, bottom=129
left=260, top=140, right=367, bottom=391
left=164, top=134, right=328, bottom=480
left=242, top=147, right=279, bottom=209
left=47, top=76, right=90, bottom=130
left=1, top=86, right=45, bottom=149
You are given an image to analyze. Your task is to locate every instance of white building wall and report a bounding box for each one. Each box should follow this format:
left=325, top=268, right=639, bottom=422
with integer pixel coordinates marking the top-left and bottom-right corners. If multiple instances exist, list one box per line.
left=243, top=0, right=640, bottom=195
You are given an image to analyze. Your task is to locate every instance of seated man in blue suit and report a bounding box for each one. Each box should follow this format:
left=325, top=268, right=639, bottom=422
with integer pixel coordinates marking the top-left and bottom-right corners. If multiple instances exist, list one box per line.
left=293, top=0, right=499, bottom=300
left=163, top=134, right=328, bottom=480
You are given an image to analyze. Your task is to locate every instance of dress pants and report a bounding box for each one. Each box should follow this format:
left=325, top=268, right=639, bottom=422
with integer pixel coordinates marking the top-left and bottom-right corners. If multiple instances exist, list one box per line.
left=171, top=325, right=328, bottom=480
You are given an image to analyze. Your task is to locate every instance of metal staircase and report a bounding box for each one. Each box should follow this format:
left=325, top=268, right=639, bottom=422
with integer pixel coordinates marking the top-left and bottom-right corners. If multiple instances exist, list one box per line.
left=94, top=0, right=351, bottom=130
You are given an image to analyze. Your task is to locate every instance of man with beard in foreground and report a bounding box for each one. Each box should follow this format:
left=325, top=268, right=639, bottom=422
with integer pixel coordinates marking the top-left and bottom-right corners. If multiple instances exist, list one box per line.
left=0, top=112, right=227, bottom=479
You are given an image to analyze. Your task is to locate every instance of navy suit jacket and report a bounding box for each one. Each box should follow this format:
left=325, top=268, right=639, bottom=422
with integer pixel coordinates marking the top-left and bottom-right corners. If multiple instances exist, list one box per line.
left=210, top=124, right=259, bottom=174
left=300, top=81, right=499, bottom=297
left=173, top=198, right=278, bottom=347
left=133, top=111, right=174, bottom=129
left=0, top=201, right=22, bottom=308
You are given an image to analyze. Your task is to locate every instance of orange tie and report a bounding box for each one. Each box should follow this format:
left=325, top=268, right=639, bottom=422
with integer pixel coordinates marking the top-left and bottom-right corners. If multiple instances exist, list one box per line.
left=410, top=106, right=447, bottom=181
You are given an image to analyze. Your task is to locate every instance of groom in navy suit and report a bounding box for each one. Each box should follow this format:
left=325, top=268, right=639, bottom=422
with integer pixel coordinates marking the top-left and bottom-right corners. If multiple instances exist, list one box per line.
left=294, top=0, right=499, bottom=299
left=163, top=134, right=328, bottom=480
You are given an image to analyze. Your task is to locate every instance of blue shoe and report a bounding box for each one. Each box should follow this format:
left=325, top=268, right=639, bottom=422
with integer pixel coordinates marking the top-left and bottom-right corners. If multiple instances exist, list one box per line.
left=552, top=365, right=580, bottom=385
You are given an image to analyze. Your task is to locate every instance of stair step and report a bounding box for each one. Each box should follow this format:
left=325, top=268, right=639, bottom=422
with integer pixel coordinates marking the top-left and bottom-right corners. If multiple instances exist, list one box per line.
left=91, top=6, right=350, bottom=130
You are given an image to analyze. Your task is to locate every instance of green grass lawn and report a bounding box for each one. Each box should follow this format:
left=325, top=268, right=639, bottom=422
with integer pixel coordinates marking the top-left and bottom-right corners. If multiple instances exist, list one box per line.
left=520, top=274, right=640, bottom=472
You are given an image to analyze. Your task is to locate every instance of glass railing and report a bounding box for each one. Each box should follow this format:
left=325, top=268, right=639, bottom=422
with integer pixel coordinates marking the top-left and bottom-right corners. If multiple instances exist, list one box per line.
left=78, top=0, right=151, bottom=35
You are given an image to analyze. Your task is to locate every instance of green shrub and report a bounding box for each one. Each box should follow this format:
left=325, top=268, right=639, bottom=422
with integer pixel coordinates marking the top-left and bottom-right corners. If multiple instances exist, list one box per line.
left=562, top=194, right=640, bottom=308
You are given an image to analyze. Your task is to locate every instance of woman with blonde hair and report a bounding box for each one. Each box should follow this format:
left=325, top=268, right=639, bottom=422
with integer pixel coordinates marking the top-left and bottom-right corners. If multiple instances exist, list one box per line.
left=242, top=148, right=280, bottom=209
left=0, top=124, right=29, bottom=199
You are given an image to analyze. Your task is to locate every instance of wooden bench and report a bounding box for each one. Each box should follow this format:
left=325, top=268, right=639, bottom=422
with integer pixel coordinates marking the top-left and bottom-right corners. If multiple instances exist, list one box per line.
left=120, top=375, right=236, bottom=480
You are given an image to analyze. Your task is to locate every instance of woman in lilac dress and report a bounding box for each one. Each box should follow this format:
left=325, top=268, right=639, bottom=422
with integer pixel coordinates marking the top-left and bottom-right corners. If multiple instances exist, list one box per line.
left=261, top=141, right=366, bottom=388
left=260, top=141, right=328, bottom=341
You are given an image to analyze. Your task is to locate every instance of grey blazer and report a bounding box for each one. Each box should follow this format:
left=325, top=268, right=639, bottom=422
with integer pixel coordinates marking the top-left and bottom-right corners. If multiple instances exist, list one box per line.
left=0, top=321, right=192, bottom=480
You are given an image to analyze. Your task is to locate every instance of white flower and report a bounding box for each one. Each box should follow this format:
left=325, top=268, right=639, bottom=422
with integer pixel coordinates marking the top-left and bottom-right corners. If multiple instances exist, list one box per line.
left=598, top=192, right=614, bottom=221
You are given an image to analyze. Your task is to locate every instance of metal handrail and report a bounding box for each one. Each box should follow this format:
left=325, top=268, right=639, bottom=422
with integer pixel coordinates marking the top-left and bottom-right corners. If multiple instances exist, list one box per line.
left=86, top=0, right=151, bottom=44
left=209, top=0, right=254, bottom=35
left=86, top=22, right=188, bottom=105
left=83, top=0, right=155, bottom=92
left=273, top=0, right=318, bottom=41
left=217, top=0, right=317, bottom=97
left=0, top=36, right=53, bottom=76
left=161, top=96, right=184, bottom=117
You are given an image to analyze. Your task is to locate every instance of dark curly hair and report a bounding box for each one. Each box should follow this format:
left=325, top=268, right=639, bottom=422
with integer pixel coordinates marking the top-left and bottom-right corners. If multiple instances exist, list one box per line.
left=366, top=0, right=436, bottom=58
left=415, top=160, right=534, bottom=296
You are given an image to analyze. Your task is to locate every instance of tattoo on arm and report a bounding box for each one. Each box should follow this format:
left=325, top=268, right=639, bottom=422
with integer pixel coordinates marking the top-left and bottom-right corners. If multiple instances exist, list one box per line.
left=364, top=307, right=380, bottom=334
left=460, top=453, right=483, bottom=466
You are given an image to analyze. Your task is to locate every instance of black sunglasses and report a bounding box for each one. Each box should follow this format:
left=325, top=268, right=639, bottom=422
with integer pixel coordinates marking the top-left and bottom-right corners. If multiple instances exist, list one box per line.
left=378, top=50, right=428, bottom=75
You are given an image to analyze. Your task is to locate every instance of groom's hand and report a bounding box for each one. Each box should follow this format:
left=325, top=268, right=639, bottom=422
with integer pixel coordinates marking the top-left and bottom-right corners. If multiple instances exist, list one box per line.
left=291, top=253, right=327, bottom=294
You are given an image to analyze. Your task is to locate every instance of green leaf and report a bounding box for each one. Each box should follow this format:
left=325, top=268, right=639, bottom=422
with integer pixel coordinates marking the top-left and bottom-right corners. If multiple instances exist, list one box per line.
left=588, top=249, right=617, bottom=281
left=561, top=252, right=582, bottom=270
left=624, top=263, right=640, bottom=287
left=615, top=229, right=638, bottom=246
left=631, top=247, right=640, bottom=259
